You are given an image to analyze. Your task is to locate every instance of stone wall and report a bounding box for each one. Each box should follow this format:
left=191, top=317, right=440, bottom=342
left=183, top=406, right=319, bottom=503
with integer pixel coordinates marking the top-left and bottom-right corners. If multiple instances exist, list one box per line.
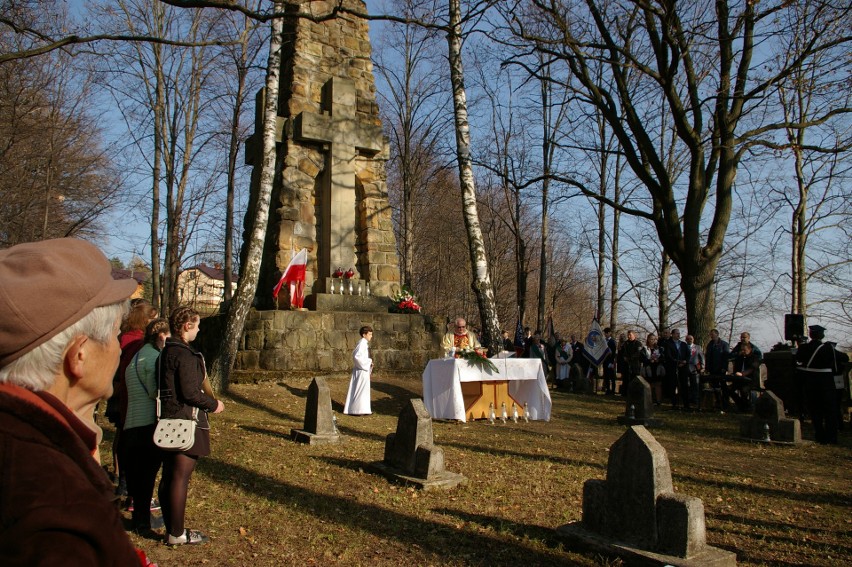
left=198, top=309, right=444, bottom=383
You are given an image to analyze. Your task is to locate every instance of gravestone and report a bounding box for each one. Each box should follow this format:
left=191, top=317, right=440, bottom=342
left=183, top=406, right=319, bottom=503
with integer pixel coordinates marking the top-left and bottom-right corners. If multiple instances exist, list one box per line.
left=558, top=426, right=737, bottom=566
left=291, top=376, right=342, bottom=444
left=618, top=377, right=662, bottom=427
left=368, top=399, right=466, bottom=490
left=739, top=390, right=802, bottom=444
left=243, top=0, right=400, bottom=310
left=571, top=363, right=593, bottom=394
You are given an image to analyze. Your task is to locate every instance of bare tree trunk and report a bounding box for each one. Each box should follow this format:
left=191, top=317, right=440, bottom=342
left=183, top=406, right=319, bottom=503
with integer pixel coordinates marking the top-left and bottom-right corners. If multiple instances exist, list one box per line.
left=609, top=159, right=621, bottom=330
left=596, top=196, right=606, bottom=320
left=792, top=148, right=808, bottom=317
left=658, top=251, right=670, bottom=332
left=536, top=68, right=550, bottom=333
left=151, top=68, right=163, bottom=310
left=446, top=0, right=501, bottom=354
left=515, top=191, right=527, bottom=325
left=224, top=16, right=254, bottom=304
left=209, top=3, right=283, bottom=391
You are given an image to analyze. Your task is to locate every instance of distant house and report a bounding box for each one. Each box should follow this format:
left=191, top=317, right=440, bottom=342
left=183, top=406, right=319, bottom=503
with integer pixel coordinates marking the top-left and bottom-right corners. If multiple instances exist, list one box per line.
left=111, top=268, right=150, bottom=300
left=177, top=263, right=237, bottom=313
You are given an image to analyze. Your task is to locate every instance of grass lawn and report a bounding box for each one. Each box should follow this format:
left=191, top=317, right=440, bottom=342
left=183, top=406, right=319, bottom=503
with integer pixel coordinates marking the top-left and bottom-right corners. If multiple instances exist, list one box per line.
left=115, top=372, right=851, bottom=566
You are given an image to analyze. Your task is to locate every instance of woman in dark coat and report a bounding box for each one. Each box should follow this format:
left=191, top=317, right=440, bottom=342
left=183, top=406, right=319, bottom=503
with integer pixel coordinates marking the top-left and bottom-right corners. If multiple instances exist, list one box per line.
left=157, top=307, right=224, bottom=545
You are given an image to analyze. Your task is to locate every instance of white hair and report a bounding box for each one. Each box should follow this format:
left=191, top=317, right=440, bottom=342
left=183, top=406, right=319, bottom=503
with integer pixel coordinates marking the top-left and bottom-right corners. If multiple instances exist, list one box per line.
left=0, top=301, right=128, bottom=391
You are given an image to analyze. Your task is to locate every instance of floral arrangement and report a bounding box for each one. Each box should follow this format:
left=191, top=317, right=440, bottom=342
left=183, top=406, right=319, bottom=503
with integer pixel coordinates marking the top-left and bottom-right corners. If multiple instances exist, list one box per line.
left=389, top=285, right=422, bottom=314
left=457, top=348, right=499, bottom=373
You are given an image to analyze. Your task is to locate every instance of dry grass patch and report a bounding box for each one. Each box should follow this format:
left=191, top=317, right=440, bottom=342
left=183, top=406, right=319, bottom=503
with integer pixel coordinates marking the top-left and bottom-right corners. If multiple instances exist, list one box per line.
left=115, top=372, right=851, bottom=566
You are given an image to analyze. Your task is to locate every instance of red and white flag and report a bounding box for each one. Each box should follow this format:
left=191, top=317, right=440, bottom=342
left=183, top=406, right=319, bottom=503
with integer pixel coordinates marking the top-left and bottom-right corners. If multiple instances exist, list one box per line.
left=272, top=248, right=308, bottom=307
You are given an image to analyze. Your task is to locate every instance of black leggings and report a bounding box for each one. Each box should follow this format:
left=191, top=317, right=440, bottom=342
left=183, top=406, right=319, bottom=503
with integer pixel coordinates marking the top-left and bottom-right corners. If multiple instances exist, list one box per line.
left=158, top=452, right=198, bottom=538
left=124, top=425, right=163, bottom=528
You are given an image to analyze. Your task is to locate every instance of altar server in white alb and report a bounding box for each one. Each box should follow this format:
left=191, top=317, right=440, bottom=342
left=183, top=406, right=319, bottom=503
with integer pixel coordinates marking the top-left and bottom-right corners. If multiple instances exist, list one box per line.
left=344, top=326, right=373, bottom=415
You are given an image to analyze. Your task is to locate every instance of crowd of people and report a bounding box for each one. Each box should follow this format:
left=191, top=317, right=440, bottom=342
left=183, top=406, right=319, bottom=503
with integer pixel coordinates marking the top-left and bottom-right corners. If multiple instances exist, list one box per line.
left=502, top=324, right=769, bottom=414
left=0, top=238, right=226, bottom=566
left=498, top=322, right=846, bottom=444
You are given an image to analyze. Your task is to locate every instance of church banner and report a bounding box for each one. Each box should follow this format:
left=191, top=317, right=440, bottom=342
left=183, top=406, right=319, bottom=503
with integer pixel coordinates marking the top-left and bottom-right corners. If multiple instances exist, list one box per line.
left=582, top=318, right=610, bottom=367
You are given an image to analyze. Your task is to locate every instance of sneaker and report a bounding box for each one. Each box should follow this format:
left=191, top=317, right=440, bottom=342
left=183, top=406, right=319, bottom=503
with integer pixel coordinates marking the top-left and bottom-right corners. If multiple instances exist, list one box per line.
left=166, top=529, right=209, bottom=546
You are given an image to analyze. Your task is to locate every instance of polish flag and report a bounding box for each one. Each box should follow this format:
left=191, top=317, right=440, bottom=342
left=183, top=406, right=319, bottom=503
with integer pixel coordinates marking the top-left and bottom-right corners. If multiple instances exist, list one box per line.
left=272, top=248, right=308, bottom=307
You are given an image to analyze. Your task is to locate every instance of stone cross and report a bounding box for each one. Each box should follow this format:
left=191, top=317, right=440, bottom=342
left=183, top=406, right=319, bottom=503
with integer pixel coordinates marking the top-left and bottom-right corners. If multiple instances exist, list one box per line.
left=294, top=77, right=383, bottom=280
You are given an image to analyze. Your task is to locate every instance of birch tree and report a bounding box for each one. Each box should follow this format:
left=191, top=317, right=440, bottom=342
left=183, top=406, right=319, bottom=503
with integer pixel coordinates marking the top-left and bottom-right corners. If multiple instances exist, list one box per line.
left=208, top=1, right=283, bottom=391
left=447, top=0, right=502, bottom=353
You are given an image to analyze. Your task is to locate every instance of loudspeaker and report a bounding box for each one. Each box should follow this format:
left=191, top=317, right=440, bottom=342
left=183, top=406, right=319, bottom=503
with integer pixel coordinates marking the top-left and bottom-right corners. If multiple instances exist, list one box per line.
left=784, top=313, right=804, bottom=341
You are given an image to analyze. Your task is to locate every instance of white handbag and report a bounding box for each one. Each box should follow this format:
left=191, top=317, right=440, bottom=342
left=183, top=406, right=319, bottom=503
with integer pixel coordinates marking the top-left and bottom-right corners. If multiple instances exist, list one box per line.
left=153, top=368, right=198, bottom=451
left=153, top=413, right=197, bottom=451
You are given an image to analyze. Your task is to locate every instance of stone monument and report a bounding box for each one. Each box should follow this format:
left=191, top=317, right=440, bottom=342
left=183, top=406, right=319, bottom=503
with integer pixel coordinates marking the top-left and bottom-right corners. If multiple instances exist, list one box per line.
left=291, top=376, right=342, bottom=445
left=243, top=0, right=399, bottom=308
left=558, top=426, right=737, bottom=566
left=739, top=390, right=802, bottom=444
left=368, top=399, right=466, bottom=490
left=219, top=0, right=443, bottom=378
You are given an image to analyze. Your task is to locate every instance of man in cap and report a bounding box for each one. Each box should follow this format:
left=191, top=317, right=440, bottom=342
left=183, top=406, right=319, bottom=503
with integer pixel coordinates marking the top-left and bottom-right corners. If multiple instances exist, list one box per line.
left=795, top=324, right=840, bottom=444
left=0, top=238, right=143, bottom=564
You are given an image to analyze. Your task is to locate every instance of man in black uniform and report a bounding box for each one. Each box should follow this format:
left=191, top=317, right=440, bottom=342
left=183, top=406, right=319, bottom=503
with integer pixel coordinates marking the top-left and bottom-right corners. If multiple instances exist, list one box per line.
left=796, top=324, right=839, bottom=444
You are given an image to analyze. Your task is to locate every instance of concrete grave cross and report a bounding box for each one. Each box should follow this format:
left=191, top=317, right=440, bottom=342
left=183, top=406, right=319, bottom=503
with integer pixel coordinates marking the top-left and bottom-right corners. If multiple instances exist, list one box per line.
left=294, top=77, right=383, bottom=279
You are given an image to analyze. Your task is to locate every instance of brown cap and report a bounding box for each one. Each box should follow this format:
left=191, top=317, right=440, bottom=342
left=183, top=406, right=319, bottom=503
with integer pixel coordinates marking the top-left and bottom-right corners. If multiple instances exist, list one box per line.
left=0, top=238, right=138, bottom=367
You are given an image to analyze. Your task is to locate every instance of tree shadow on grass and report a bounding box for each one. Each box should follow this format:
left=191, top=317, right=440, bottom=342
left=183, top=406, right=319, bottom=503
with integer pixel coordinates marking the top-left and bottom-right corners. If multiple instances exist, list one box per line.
left=370, top=380, right=422, bottom=417
left=226, top=389, right=302, bottom=423
left=431, top=508, right=581, bottom=557
left=673, top=473, right=852, bottom=507
left=197, top=457, right=585, bottom=566
left=239, top=424, right=294, bottom=440
left=709, top=511, right=852, bottom=542
left=439, top=440, right=606, bottom=471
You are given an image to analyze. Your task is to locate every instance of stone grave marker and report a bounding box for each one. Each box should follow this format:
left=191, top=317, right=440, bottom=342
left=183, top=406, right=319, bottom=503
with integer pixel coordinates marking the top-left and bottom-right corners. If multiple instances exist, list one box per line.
left=368, top=398, right=466, bottom=490
left=739, top=390, right=802, bottom=444
left=617, top=377, right=662, bottom=427
left=571, top=363, right=593, bottom=394
left=558, top=426, right=737, bottom=566
left=291, top=376, right=342, bottom=445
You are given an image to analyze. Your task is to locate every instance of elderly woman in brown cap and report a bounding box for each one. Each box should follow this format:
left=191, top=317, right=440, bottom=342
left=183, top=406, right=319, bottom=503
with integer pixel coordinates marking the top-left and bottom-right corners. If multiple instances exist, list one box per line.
left=0, top=238, right=146, bottom=565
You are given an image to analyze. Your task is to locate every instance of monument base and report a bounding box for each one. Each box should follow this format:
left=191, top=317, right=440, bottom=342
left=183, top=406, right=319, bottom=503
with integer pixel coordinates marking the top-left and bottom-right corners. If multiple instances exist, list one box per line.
left=290, top=429, right=343, bottom=445
left=196, top=308, right=443, bottom=379
left=617, top=416, right=663, bottom=427
left=557, top=522, right=737, bottom=567
left=366, top=461, right=467, bottom=491
left=304, top=292, right=391, bottom=312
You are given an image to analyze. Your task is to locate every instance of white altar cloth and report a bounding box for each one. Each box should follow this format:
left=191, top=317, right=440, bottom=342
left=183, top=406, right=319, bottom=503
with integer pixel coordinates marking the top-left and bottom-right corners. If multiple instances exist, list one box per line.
left=422, top=358, right=551, bottom=422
